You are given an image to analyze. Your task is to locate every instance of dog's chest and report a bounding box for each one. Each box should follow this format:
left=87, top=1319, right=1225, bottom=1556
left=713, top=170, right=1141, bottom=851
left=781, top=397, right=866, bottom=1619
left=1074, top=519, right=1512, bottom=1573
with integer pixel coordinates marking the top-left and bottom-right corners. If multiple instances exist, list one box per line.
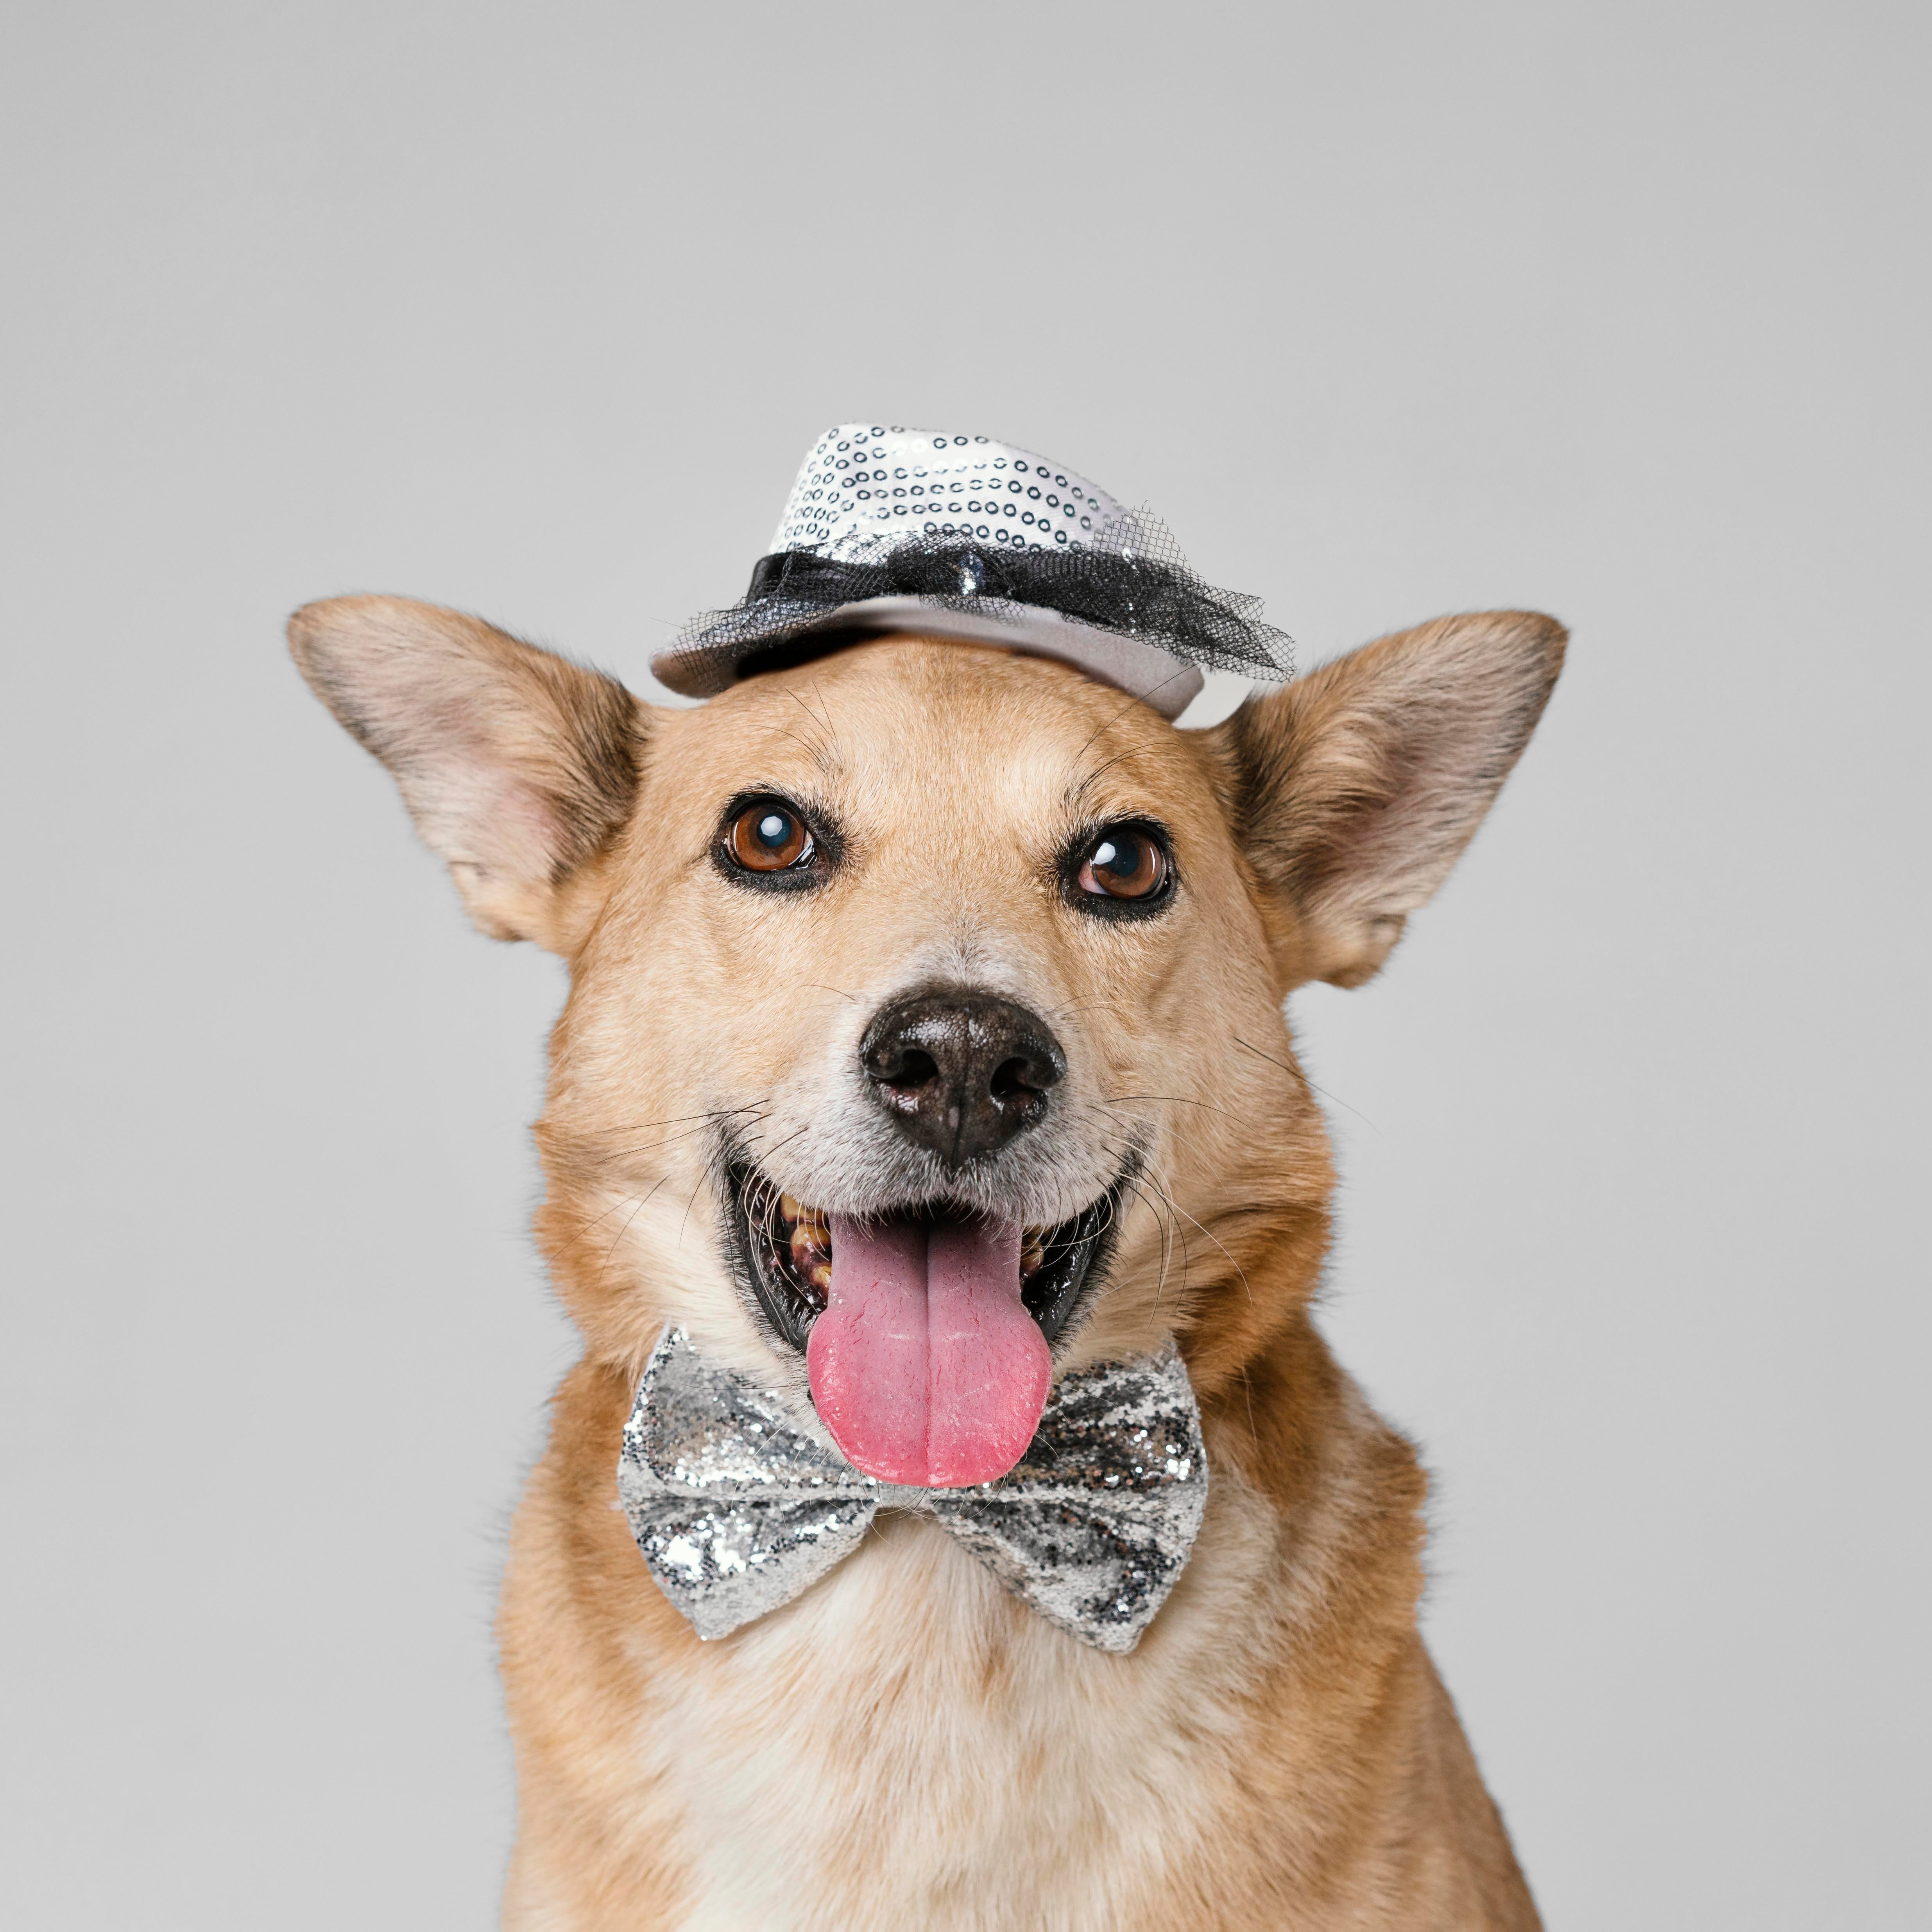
left=639, top=1504, right=1270, bottom=1932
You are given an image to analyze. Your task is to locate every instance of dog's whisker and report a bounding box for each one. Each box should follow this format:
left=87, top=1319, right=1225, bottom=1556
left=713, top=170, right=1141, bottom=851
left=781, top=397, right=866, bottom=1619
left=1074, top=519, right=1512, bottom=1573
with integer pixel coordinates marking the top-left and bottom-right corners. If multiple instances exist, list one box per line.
left=1101, top=1146, right=1193, bottom=1307
left=1162, top=1194, right=1252, bottom=1305
left=1067, top=675, right=1187, bottom=772
left=674, top=1167, right=713, bottom=1248
left=601, top=1185, right=661, bottom=1273
left=1120, top=1175, right=1177, bottom=1308
left=1231, top=1035, right=1380, bottom=1134
left=742, top=1121, right=814, bottom=1173
left=604, top=1114, right=770, bottom=1163
left=557, top=1195, right=642, bottom=1247
left=590, top=1103, right=768, bottom=1133
left=1047, top=999, right=1123, bottom=1022
left=777, top=684, right=843, bottom=773
left=1083, top=1128, right=1183, bottom=1311
left=1099, top=1092, right=1247, bottom=1125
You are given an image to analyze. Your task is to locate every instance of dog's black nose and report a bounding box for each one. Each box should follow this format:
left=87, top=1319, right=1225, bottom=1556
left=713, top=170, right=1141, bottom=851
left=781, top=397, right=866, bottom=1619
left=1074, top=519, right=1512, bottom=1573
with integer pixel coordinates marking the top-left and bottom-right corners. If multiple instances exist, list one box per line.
left=859, top=992, right=1066, bottom=1167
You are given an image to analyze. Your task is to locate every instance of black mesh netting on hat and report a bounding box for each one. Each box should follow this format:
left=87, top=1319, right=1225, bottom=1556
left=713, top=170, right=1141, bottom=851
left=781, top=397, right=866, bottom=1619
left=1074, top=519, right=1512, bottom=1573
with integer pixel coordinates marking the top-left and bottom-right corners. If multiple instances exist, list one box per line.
left=669, top=511, right=1295, bottom=682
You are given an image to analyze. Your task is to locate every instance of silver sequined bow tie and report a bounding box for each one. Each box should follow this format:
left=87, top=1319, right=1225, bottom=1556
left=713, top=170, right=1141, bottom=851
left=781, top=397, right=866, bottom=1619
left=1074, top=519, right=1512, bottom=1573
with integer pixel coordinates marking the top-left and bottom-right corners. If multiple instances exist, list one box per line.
left=618, top=1327, right=1209, bottom=1653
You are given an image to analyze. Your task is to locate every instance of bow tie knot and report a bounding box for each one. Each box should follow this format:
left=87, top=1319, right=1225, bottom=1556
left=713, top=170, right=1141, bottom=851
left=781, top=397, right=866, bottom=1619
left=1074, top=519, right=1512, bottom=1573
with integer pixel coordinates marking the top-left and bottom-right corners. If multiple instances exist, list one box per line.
left=618, top=1327, right=1209, bottom=1653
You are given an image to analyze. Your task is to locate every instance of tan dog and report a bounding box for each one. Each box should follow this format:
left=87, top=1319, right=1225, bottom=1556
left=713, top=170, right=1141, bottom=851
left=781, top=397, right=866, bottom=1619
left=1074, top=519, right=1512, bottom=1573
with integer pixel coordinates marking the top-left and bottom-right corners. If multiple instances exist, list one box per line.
left=291, top=594, right=1563, bottom=1930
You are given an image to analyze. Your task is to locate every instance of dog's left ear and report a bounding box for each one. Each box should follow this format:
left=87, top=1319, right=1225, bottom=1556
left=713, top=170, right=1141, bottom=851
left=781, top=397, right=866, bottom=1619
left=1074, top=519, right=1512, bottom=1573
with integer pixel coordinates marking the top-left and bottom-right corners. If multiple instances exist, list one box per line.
left=1210, top=610, right=1566, bottom=989
left=288, top=594, right=644, bottom=952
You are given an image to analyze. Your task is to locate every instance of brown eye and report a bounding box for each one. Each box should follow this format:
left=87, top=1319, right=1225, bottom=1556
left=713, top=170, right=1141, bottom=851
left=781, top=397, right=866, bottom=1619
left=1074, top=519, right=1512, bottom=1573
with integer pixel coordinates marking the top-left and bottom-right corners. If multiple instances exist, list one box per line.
left=1076, top=825, right=1169, bottom=901
left=726, top=801, right=813, bottom=872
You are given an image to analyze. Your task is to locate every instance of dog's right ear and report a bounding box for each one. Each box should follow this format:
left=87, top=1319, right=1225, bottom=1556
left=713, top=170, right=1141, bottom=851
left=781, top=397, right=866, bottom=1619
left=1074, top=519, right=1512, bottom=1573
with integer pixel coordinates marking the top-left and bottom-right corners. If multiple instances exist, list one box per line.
left=288, top=595, right=645, bottom=953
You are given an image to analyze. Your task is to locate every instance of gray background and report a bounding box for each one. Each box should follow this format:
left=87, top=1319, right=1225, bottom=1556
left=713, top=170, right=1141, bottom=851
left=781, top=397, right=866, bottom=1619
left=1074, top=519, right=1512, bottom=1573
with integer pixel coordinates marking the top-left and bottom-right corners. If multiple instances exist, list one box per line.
left=3, top=4, right=1925, bottom=1926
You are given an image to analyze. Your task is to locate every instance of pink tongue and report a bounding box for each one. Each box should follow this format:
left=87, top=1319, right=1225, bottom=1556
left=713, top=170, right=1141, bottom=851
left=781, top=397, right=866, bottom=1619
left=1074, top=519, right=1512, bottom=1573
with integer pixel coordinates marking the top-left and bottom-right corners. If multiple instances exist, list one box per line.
left=807, top=1214, right=1052, bottom=1488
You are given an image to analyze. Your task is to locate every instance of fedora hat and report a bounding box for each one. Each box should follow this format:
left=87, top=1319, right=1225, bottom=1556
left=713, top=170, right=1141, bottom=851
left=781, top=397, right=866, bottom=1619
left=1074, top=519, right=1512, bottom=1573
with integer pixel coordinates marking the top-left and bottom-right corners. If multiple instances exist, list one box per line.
left=650, top=424, right=1293, bottom=721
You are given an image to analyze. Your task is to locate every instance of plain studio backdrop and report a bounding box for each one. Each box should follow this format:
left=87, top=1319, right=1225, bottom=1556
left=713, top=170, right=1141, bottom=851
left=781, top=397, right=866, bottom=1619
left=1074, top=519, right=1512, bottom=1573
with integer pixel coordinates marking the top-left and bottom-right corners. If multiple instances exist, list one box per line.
left=3, top=4, right=1926, bottom=1927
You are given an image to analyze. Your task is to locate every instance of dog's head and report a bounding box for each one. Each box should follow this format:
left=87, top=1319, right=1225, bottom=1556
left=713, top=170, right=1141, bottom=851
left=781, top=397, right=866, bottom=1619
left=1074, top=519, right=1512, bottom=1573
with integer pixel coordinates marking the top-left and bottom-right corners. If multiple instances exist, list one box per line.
left=292, top=600, right=1561, bottom=1483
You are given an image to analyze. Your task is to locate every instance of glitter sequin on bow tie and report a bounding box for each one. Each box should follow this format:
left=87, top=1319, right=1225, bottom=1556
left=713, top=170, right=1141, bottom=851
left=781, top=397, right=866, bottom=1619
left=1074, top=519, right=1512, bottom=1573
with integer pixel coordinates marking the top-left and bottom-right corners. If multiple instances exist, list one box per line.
left=618, top=1328, right=1209, bottom=1653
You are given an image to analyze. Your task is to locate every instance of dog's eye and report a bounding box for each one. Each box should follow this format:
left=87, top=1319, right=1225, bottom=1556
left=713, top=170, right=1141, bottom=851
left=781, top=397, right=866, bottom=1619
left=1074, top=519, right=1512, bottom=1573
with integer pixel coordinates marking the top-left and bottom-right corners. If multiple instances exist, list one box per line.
left=725, top=801, right=814, bottom=872
left=1075, top=825, right=1169, bottom=902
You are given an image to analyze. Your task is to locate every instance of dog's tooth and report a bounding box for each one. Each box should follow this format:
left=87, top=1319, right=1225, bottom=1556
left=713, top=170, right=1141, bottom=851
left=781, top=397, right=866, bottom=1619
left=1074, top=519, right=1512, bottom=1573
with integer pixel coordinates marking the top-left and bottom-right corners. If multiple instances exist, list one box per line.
left=779, top=1193, right=802, bottom=1223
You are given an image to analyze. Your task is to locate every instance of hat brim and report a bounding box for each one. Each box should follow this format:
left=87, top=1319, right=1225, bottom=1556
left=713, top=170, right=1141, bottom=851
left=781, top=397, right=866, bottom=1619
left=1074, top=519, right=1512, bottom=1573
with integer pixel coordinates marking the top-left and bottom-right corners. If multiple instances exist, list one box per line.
left=650, top=595, right=1207, bottom=722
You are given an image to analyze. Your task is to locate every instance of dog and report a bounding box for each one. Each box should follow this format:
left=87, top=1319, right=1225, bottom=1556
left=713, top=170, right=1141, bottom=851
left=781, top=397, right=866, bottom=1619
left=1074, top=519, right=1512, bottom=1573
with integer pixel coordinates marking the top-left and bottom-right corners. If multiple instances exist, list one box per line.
left=291, top=577, right=1562, bottom=1928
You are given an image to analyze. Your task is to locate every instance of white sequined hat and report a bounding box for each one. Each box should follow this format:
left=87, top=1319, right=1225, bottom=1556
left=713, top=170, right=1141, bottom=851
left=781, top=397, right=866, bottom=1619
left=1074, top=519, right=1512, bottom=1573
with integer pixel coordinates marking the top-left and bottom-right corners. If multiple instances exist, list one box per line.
left=652, top=424, right=1294, bottom=720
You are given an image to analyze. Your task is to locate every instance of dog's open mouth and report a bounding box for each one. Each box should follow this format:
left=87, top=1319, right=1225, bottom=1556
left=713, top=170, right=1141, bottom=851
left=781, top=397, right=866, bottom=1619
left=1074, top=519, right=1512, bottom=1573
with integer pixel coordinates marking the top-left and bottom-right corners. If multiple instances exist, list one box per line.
left=730, top=1164, right=1128, bottom=1488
